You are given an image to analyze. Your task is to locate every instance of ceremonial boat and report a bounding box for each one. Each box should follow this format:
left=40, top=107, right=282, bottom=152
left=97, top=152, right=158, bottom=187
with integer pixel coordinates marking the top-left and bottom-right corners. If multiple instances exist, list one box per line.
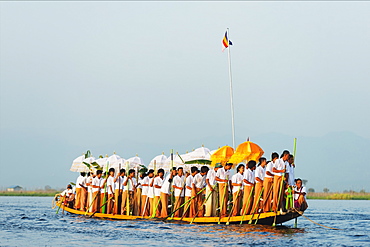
left=55, top=203, right=301, bottom=225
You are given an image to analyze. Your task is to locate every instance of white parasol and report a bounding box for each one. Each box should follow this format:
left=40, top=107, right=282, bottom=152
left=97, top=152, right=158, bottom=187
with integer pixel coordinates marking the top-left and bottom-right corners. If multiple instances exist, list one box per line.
left=148, top=153, right=167, bottom=171
left=70, top=154, right=89, bottom=172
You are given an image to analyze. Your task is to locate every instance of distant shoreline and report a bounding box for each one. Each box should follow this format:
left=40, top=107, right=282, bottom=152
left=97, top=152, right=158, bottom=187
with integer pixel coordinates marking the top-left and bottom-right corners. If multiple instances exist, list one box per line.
left=307, top=192, right=370, bottom=200
left=0, top=191, right=60, bottom=197
left=1, top=191, right=369, bottom=200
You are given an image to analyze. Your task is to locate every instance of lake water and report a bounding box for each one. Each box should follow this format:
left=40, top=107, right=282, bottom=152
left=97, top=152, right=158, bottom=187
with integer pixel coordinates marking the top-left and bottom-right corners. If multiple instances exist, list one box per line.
left=0, top=197, right=369, bottom=246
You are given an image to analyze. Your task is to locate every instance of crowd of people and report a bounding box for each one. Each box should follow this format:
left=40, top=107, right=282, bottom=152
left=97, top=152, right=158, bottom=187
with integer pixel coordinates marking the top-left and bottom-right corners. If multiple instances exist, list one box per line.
left=59, top=149, right=308, bottom=218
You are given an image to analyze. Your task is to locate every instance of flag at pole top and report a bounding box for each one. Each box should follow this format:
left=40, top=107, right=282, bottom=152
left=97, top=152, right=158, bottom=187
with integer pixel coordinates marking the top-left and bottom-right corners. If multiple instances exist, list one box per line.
left=222, top=31, right=233, bottom=52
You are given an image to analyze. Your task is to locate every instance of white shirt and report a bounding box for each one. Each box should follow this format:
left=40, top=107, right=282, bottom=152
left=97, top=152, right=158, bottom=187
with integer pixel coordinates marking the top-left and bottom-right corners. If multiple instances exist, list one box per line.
left=265, top=161, right=274, bottom=178
left=100, top=178, right=106, bottom=193
left=75, top=175, right=85, bottom=189
left=273, top=159, right=286, bottom=176
left=287, top=164, right=295, bottom=186
left=255, top=166, right=265, bottom=183
left=87, top=176, right=93, bottom=193
left=147, top=177, right=155, bottom=198
left=114, top=176, right=124, bottom=190
left=160, top=173, right=172, bottom=195
left=123, top=177, right=136, bottom=191
left=154, top=176, right=163, bottom=197
left=216, top=168, right=230, bottom=183
left=294, top=186, right=307, bottom=200
left=106, top=176, right=115, bottom=194
left=243, top=169, right=254, bottom=186
left=173, top=175, right=185, bottom=197
left=61, top=188, right=73, bottom=197
left=206, top=169, right=216, bottom=186
left=185, top=175, right=193, bottom=197
left=231, top=173, right=244, bottom=194
left=91, top=176, right=101, bottom=193
left=141, top=176, right=149, bottom=196
left=192, top=173, right=206, bottom=189
left=137, top=177, right=144, bottom=189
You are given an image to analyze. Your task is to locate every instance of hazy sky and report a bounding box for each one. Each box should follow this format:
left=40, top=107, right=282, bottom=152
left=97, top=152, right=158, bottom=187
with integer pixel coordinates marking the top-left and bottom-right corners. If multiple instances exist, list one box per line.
left=0, top=2, right=369, bottom=191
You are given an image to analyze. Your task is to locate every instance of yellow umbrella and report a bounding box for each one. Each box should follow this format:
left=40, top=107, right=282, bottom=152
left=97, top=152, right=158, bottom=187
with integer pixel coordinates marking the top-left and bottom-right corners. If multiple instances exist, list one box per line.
left=228, top=141, right=264, bottom=165
left=210, top=146, right=235, bottom=167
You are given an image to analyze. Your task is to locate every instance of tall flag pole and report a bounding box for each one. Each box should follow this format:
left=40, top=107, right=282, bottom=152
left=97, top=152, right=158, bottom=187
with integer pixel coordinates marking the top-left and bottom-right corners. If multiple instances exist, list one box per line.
left=222, top=28, right=235, bottom=149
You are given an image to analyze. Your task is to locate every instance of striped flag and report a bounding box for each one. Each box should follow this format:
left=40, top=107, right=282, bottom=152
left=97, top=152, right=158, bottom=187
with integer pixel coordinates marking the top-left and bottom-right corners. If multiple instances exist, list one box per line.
left=222, top=31, right=233, bottom=51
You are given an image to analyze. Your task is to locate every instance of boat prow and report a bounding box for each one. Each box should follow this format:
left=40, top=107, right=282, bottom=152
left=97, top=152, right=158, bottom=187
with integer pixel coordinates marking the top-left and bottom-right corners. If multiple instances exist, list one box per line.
left=55, top=203, right=301, bottom=225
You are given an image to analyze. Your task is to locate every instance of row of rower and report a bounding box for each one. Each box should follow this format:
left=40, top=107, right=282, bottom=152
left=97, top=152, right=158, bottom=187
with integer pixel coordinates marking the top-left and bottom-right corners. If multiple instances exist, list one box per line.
left=60, top=150, right=308, bottom=218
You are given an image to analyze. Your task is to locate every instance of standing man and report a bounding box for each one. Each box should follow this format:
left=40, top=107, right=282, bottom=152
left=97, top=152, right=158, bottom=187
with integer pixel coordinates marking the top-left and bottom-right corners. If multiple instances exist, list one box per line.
left=263, top=153, right=278, bottom=213
left=192, top=166, right=209, bottom=217
left=252, top=157, right=266, bottom=214
left=160, top=168, right=177, bottom=218
left=215, top=163, right=232, bottom=217
left=106, top=168, right=115, bottom=214
left=184, top=166, right=197, bottom=217
left=113, top=168, right=125, bottom=215
left=153, top=169, right=164, bottom=217
left=121, top=169, right=136, bottom=215
left=272, top=150, right=290, bottom=212
left=241, top=160, right=256, bottom=215
left=287, top=154, right=295, bottom=187
left=74, top=172, right=85, bottom=210
left=205, top=164, right=221, bottom=217
left=230, top=164, right=244, bottom=216
left=172, top=167, right=185, bottom=217
left=91, top=170, right=103, bottom=213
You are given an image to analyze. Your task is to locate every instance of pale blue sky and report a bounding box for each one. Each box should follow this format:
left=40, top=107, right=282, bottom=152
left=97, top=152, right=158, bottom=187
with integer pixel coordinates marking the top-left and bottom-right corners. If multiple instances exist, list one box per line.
left=0, top=2, right=369, bottom=191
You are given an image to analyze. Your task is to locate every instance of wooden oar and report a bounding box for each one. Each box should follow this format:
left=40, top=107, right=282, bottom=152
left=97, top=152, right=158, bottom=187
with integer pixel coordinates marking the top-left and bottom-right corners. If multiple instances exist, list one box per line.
left=190, top=185, right=217, bottom=224
left=56, top=195, right=66, bottom=214
left=101, top=163, right=109, bottom=214
left=85, top=191, right=100, bottom=216
left=248, top=187, right=264, bottom=224
left=141, top=195, right=149, bottom=218
left=226, top=186, right=242, bottom=225
left=239, top=185, right=255, bottom=224
left=254, top=185, right=273, bottom=224
left=89, top=196, right=114, bottom=218
left=217, top=180, right=229, bottom=225
left=164, top=186, right=206, bottom=221
left=293, top=138, right=298, bottom=228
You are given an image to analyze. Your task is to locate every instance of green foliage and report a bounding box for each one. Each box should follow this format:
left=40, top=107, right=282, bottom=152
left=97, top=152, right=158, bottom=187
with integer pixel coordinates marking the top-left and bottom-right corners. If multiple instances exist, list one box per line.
left=308, top=188, right=315, bottom=193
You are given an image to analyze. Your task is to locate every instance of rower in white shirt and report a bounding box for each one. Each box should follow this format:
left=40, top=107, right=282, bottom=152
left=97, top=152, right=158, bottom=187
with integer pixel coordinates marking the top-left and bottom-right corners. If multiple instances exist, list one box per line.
left=153, top=169, right=164, bottom=217
left=113, top=169, right=125, bottom=215
left=91, top=170, right=103, bottom=213
left=272, top=150, right=290, bottom=212
left=160, top=168, right=177, bottom=218
left=263, top=153, right=278, bottom=212
left=183, top=167, right=197, bottom=218
left=172, top=167, right=185, bottom=217
left=75, top=172, right=86, bottom=210
left=205, top=165, right=221, bottom=217
left=121, top=169, right=136, bottom=215
left=106, top=168, right=115, bottom=214
left=287, top=155, right=295, bottom=187
left=230, top=164, right=244, bottom=216
left=192, top=166, right=209, bottom=217
left=215, top=163, right=232, bottom=217
left=134, top=172, right=145, bottom=216
left=146, top=170, right=155, bottom=217
left=241, top=161, right=256, bottom=215
left=252, top=157, right=267, bottom=214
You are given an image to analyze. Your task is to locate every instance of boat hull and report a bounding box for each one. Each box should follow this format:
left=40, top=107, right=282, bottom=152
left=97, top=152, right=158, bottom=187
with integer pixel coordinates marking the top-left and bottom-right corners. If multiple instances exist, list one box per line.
left=55, top=204, right=301, bottom=225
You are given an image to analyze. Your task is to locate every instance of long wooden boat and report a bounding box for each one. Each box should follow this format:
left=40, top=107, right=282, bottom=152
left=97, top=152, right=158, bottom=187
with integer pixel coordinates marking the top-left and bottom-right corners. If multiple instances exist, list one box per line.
left=55, top=203, right=301, bottom=225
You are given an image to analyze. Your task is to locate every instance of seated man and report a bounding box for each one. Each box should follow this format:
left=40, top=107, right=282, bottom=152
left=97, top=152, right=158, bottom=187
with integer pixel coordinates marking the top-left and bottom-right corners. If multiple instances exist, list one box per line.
left=294, top=178, right=308, bottom=211
left=60, top=184, right=74, bottom=208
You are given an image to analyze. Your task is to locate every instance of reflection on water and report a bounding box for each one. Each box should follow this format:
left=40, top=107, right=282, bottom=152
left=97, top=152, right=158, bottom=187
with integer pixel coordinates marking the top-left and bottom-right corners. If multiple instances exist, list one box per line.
left=0, top=197, right=369, bottom=246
